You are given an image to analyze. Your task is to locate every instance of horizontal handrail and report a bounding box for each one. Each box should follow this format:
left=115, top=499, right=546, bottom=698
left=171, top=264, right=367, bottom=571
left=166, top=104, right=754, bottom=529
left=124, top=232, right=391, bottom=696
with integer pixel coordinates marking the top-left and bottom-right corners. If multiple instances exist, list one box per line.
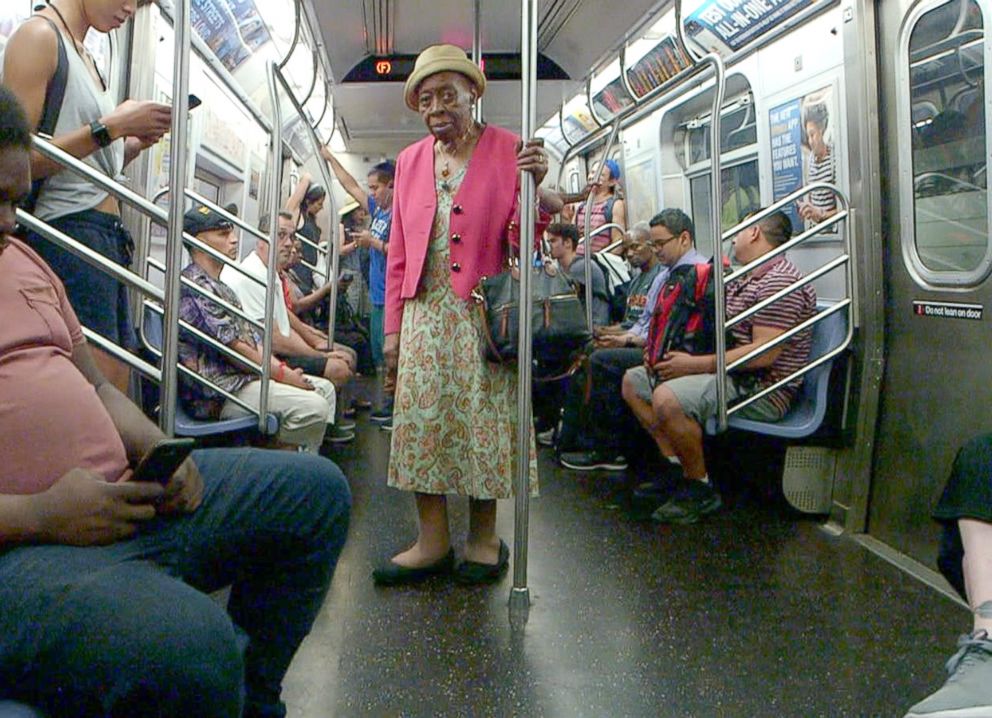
left=577, top=222, right=627, bottom=247
left=145, top=257, right=266, bottom=332
left=18, top=211, right=164, bottom=301
left=713, top=180, right=852, bottom=431
left=727, top=307, right=854, bottom=417
left=726, top=254, right=849, bottom=330
left=143, top=303, right=263, bottom=417
left=144, top=302, right=265, bottom=376
left=726, top=299, right=851, bottom=373
left=32, top=137, right=269, bottom=290
left=83, top=327, right=161, bottom=381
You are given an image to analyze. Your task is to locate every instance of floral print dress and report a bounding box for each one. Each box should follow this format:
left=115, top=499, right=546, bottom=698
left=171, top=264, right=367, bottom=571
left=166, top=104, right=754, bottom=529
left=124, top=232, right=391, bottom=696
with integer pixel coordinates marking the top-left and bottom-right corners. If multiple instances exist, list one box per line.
left=387, top=167, right=538, bottom=499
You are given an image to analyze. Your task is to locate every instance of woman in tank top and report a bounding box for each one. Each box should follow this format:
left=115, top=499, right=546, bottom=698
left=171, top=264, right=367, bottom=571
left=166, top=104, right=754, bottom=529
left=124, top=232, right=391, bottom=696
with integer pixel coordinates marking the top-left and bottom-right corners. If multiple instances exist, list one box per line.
left=566, top=157, right=626, bottom=255
left=3, top=0, right=172, bottom=391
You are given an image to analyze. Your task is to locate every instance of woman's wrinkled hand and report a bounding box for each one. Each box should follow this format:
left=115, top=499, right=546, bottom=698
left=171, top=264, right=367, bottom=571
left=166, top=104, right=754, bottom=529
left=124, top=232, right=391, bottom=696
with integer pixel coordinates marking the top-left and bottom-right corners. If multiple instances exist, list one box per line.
left=516, top=138, right=548, bottom=186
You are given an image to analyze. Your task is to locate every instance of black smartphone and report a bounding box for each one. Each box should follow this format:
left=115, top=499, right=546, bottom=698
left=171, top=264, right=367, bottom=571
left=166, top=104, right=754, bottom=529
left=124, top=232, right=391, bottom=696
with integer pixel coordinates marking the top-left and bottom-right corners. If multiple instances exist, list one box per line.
left=188, top=94, right=202, bottom=110
left=132, top=438, right=196, bottom=485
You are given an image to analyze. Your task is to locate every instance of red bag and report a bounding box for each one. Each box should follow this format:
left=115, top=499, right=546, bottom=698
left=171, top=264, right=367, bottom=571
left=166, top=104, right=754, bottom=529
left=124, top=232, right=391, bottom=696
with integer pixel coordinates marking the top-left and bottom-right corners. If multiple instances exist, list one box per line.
left=644, top=262, right=716, bottom=368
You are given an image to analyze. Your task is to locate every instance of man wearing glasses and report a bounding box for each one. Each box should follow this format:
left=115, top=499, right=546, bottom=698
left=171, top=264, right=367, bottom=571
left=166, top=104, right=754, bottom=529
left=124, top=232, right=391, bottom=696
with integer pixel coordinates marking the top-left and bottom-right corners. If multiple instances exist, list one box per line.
left=558, top=209, right=706, bottom=472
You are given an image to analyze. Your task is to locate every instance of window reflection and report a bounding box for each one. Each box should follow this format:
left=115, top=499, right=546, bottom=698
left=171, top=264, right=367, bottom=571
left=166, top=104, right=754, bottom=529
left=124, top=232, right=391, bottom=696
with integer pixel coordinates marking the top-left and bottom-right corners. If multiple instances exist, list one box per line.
left=909, top=0, right=987, bottom=273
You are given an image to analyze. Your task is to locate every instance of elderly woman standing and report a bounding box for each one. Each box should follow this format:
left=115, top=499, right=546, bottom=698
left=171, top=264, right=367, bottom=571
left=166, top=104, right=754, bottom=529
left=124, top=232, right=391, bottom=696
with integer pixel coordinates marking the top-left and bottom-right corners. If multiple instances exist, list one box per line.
left=374, top=45, right=553, bottom=586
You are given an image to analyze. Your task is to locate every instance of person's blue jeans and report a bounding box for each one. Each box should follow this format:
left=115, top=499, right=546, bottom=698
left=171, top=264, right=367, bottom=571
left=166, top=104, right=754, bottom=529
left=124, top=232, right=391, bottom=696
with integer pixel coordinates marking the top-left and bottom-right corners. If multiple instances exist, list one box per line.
left=0, top=448, right=351, bottom=718
left=370, top=303, right=385, bottom=368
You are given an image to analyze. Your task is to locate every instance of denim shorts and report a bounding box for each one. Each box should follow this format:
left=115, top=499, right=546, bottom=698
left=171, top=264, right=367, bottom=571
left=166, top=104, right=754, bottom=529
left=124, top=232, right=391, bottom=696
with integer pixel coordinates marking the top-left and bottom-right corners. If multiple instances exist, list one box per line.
left=25, top=209, right=137, bottom=349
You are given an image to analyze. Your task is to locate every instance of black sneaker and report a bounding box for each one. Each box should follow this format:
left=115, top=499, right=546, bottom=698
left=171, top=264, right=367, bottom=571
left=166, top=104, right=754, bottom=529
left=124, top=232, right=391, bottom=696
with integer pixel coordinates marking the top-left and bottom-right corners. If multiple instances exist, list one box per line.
left=651, top=480, right=722, bottom=524
left=323, top=425, right=356, bottom=444
left=559, top=451, right=628, bottom=472
left=370, top=406, right=393, bottom=424
left=380, top=416, right=393, bottom=432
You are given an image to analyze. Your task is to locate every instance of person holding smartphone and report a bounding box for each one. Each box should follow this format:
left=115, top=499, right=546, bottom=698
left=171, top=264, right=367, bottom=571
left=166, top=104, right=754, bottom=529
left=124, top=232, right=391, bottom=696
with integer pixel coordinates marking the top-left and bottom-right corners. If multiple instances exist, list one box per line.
left=0, top=87, right=351, bottom=718
left=3, top=0, right=173, bottom=392
left=179, top=206, right=337, bottom=453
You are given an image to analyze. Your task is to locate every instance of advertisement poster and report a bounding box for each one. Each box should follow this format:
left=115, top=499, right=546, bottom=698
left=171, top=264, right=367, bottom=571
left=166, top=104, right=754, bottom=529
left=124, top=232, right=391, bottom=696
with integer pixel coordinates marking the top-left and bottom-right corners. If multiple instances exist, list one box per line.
left=685, top=0, right=814, bottom=55
left=768, top=85, right=839, bottom=235
left=191, top=0, right=270, bottom=73
left=625, top=36, right=692, bottom=96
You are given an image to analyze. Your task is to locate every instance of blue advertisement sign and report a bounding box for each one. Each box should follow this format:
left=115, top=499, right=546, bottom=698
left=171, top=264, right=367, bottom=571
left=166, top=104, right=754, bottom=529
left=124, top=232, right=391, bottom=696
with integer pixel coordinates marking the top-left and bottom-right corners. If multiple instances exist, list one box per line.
left=769, top=97, right=804, bottom=231
left=686, top=0, right=813, bottom=53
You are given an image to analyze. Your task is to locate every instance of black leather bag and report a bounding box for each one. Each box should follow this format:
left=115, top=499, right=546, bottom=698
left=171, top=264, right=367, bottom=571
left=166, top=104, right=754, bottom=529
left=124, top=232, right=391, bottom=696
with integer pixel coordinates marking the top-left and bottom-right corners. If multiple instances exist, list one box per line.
left=474, top=264, right=591, bottom=377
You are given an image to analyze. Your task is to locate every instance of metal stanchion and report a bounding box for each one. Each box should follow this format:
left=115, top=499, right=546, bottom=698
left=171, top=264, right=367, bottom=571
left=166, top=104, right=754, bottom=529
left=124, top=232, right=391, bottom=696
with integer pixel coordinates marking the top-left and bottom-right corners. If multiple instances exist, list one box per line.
left=510, top=0, right=539, bottom=618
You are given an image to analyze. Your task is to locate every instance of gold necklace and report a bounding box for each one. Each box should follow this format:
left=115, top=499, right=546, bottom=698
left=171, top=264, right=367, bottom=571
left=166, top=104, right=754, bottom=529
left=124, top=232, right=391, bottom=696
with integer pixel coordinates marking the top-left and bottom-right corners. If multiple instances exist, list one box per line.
left=436, top=124, right=479, bottom=179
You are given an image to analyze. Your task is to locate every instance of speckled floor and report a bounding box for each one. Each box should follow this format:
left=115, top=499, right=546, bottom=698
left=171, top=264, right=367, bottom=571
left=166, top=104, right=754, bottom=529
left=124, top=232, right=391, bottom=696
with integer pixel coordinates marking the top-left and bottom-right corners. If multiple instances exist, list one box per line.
left=282, top=412, right=968, bottom=717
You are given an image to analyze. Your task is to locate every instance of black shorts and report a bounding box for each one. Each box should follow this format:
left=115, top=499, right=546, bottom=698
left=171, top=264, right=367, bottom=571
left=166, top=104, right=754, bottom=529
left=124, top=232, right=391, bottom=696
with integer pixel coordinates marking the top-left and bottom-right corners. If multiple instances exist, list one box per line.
left=933, top=433, right=992, bottom=600
left=26, top=209, right=137, bottom=349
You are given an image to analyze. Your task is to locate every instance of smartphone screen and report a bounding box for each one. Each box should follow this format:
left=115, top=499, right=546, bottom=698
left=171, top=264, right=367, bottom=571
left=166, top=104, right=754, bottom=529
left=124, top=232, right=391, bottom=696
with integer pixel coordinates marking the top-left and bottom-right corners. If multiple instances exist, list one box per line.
left=132, top=438, right=196, bottom=485
left=188, top=94, right=202, bottom=110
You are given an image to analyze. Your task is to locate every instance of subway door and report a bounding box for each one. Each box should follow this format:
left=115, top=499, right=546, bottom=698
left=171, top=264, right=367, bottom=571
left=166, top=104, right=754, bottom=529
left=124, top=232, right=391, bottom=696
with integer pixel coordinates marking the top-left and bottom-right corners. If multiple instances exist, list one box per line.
left=869, top=0, right=990, bottom=564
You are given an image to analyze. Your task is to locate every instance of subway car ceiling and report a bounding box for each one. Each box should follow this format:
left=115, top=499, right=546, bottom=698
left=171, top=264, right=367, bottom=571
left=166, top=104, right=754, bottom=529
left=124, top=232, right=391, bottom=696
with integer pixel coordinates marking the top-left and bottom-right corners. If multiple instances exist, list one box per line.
left=309, top=0, right=668, bottom=155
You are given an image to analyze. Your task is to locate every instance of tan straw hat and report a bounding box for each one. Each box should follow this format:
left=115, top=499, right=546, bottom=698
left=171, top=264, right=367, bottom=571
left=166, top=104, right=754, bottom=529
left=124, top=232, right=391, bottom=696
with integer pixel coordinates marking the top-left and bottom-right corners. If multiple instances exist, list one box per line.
left=338, top=199, right=361, bottom=216
left=403, top=44, right=487, bottom=111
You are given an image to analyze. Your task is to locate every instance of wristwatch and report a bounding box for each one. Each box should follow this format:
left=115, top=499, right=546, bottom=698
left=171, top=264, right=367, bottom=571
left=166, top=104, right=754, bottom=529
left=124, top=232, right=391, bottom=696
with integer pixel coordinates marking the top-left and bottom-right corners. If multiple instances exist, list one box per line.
left=89, top=121, right=113, bottom=148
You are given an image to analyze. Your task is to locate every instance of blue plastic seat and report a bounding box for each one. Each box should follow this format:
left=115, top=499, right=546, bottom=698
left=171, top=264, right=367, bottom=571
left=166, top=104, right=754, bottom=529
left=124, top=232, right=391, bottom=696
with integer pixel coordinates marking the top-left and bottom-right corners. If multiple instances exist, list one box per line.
left=706, top=303, right=848, bottom=439
left=140, top=307, right=279, bottom=438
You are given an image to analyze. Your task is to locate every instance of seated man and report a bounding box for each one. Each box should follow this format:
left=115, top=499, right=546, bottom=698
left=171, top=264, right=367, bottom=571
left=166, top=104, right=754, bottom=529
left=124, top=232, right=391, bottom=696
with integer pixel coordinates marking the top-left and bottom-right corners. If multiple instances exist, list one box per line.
left=559, top=209, right=706, bottom=471
left=546, top=222, right=611, bottom=328
left=0, top=86, right=351, bottom=717
left=905, top=434, right=992, bottom=718
left=594, top=222, right=664, bottom=340
left=179, top=206, right=335, bottom=452
left=622, top=210, right=815, bottom=523
left=222, top=212, right=355, bottom=442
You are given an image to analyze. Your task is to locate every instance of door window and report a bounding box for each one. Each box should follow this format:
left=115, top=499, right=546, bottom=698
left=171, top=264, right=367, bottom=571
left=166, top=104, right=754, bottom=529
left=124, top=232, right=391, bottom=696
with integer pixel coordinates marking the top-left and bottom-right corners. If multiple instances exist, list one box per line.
left=904, top=0, right=988, bottom=282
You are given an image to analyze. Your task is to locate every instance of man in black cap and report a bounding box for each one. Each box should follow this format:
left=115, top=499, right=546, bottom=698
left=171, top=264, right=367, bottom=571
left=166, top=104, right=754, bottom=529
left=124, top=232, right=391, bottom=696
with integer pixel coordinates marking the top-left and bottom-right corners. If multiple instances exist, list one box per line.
left=179, top=205, right=338, bottom=452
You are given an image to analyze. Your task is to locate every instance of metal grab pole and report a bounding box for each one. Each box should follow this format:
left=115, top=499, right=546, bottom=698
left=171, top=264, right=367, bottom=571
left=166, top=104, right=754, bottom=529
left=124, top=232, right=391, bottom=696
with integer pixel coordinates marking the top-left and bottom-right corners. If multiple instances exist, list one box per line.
left=260, top=63, right=283, bottom=429
left=160, top=0, right=191, bottom=437
left=272, top=68, right=340, bottom=345
left=473, top=0, right=484, bottom=122
left=582, top=118, right=621, bottom=331
left=511, top=0, right=538, bottom=614
left=707, top=53, right=728, bottom=431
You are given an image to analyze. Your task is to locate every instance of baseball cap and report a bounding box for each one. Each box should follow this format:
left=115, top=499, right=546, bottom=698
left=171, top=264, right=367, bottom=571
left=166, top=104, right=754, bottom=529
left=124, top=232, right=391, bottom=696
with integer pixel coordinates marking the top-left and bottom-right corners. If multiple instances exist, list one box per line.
left=183, top=205, right=234, bottom=236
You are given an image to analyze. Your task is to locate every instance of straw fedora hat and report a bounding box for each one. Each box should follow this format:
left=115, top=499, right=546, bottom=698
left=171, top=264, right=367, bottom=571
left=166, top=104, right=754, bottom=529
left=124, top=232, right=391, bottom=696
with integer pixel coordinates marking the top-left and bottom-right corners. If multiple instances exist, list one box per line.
left=338, top=199, right=361, bottom=216
left=403, top=44, right=487, bottom=111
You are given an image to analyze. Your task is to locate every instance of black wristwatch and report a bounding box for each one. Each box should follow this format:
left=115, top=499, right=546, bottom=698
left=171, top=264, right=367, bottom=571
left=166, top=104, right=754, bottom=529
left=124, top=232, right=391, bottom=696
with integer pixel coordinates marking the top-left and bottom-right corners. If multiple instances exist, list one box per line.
left=89, top=121, right=113, bottom=148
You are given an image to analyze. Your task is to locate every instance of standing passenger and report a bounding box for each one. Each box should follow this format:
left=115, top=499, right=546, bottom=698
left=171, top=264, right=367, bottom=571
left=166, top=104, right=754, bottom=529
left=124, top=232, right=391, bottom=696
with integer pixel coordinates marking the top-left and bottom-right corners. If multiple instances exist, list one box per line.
left=2, top=0, right=172, bottom=390
left=564, top=159, right=626, bottom=254
left=372, top=44, right=552, bottom=585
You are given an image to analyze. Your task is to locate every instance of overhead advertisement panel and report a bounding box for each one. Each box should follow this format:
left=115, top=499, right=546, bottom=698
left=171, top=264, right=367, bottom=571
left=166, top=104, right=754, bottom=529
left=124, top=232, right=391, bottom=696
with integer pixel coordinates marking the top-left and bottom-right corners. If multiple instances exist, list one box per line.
left=191, top=0, right=271, bottom=73
left=685, top=0, right=814, bottom=55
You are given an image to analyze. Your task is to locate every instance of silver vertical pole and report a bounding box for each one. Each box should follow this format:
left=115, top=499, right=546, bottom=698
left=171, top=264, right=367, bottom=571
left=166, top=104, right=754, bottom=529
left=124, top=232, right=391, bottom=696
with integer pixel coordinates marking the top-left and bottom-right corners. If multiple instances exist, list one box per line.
left=473, top=0, right=484, bottom=122
left=511, top=0, right=538, bottom=613
left=259, top=64, right=284, bottom=427
left=708, top=53, right=728, bottom=431
left=159, top=0, right=191, bottom=436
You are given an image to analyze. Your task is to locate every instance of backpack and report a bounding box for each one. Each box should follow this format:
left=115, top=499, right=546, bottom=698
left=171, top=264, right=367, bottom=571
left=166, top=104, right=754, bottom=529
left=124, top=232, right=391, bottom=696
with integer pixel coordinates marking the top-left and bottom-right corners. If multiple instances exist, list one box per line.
left=644, top=262, right=718, bottom=368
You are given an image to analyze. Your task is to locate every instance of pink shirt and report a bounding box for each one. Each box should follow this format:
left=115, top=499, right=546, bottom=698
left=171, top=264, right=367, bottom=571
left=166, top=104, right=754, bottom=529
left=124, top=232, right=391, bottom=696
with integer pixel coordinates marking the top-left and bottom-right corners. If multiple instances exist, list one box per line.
left=385, top=125, right=546, bottom=335
left=0, top=238, right=128, bottom=494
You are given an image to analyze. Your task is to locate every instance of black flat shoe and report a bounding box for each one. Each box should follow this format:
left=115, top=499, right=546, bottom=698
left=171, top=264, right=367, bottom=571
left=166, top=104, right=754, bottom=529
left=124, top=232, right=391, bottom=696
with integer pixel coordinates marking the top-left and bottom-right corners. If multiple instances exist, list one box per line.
left=454, top=540, right=510, bottom=585
left=372, top=549, right=454, bottom=586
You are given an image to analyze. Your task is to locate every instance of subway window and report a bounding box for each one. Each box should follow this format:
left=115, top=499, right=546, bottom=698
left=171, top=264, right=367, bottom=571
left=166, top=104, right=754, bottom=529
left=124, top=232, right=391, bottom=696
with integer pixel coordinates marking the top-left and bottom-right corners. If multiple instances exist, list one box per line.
left=690, top=160, right=760, bottom=256
left=906, top=0, right=987, bottom=279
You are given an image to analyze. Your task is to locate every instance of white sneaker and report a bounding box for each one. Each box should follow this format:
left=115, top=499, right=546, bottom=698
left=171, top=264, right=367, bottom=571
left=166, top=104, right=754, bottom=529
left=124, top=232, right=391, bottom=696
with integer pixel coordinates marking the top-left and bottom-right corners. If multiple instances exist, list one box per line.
left=905, top=630, right=992, bottom=717
left=536, top=428, right=554, bottom=447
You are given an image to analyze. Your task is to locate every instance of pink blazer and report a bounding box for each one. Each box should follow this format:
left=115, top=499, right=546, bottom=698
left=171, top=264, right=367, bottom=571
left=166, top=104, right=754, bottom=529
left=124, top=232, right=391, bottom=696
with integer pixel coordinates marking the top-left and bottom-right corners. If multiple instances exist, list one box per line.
left=385, top=124, right=529, bottom=335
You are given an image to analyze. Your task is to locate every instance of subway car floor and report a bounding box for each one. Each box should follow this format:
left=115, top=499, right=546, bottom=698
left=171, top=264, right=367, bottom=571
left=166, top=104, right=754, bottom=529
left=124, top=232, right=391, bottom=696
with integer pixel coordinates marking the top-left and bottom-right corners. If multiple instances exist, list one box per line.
left=281, top=411, right=967, bottom=717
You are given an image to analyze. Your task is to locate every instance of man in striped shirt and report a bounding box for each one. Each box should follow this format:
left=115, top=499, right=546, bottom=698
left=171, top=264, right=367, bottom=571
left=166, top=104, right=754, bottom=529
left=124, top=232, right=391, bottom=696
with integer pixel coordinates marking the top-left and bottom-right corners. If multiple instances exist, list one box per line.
left=621, top=210, right=815, bottom=523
